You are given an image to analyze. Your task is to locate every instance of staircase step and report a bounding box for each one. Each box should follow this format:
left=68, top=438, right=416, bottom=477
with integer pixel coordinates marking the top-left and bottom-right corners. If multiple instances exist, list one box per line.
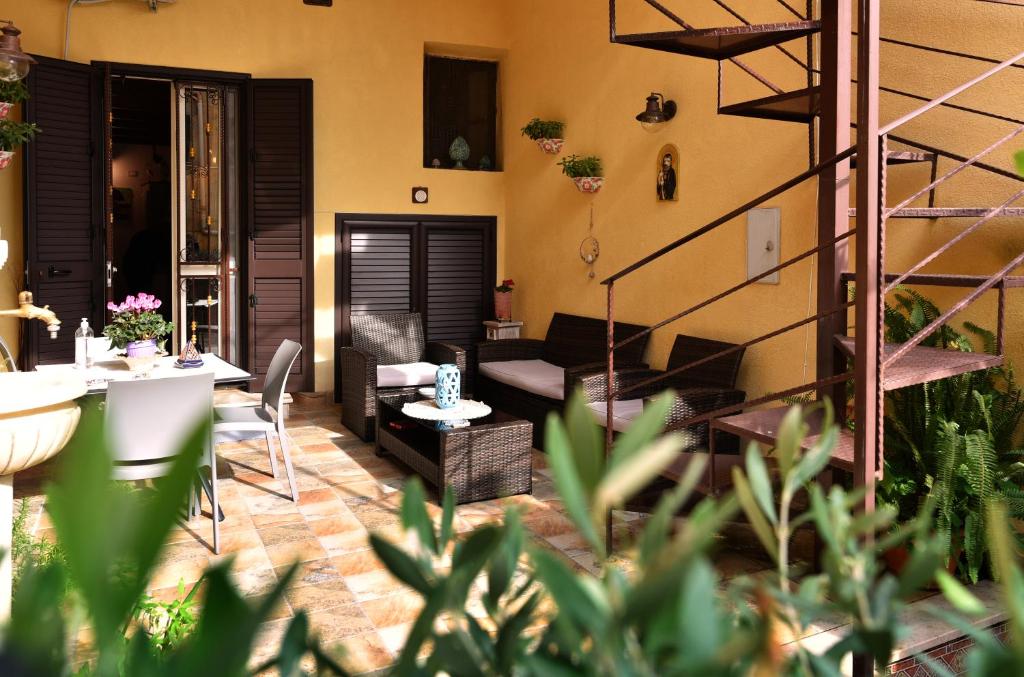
left=718, top=86, right=820, bottom=123
left=712, top=406, right=854, bottom=472
left=848, top=207, right=1024, bottom=218
left=835, top=335, right=1003, bottom=390
left=613, top=21, right=821, bottom=60
left=850, top=151, right=935, bottom=168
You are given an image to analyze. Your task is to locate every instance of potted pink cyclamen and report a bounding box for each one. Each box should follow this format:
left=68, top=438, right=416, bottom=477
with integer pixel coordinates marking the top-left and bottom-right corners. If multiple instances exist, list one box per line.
left=103, top=293, right=174, bottom=371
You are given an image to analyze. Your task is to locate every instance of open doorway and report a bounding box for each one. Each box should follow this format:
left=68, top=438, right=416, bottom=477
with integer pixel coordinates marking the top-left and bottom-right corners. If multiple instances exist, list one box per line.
left=110, top=77, right=173, bottom=324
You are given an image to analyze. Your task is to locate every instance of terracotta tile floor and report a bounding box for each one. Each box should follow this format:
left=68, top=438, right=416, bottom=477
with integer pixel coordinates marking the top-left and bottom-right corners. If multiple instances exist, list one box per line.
left=14, top=397, right=775, bottom=674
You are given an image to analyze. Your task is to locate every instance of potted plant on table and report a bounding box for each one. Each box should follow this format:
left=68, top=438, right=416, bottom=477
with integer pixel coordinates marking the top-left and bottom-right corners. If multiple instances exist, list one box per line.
left=0, top=119, right=38, bottom=170
left=0, top=80, right=28, bottom=121
left=558, top=153, right=604, bottom=193
left=520, top=117, right=565, bottom=154
left=494, top=278, right=515, bottom=321
left=103, top=293, right=174, bottom=372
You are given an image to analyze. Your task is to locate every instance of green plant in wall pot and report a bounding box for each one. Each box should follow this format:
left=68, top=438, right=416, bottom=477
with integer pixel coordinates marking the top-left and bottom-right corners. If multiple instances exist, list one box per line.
left=0, top=120, right=38, bottom=169
left=558, top=154, right=604, bottom=194
left=0, top=80, right=28, bottom=119
left=520, top=117, right=565, bottom=154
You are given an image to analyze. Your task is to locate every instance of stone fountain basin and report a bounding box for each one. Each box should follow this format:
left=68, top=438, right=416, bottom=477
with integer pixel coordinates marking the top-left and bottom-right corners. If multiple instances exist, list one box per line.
left=0, top=372, right=87, bottom=475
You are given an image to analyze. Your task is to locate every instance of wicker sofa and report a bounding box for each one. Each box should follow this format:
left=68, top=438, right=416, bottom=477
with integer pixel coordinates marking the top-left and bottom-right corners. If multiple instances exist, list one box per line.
left=476, top=312, right=650, bottom=448
left=340, top=312, right=466, bottom=442
left=572, top=333, right=747, bottom=453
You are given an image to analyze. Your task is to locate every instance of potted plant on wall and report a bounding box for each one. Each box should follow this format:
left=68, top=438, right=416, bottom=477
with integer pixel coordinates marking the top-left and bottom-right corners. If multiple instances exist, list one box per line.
left=558, top=154, right=604, bottom=193
left=0, top=120, right=38, bottom=170
left=103, top=293, right=174, bottom=372
left=520, top=118, right=565, bottom=154
left=494, top=278, right=515, bottom=321
left=0, top=80, right=28, bottom=120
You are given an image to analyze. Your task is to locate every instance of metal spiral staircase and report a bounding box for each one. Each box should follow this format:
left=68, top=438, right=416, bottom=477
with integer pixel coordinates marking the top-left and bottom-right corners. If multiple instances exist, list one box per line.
left=604, top=0, right=1024, bottom=518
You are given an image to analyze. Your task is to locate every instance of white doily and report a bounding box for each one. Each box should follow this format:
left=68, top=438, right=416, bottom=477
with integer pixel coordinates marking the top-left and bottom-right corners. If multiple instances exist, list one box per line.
left=401, top=399, right=492, bottom=421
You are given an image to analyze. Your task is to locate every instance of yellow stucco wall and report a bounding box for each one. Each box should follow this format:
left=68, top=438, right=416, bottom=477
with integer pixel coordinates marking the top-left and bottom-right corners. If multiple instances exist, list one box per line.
left=1, top=0, right=1022, bottom=398
left=499, top=0, right=1024, bottom=401
left=0, top=0, right=509, bottom=388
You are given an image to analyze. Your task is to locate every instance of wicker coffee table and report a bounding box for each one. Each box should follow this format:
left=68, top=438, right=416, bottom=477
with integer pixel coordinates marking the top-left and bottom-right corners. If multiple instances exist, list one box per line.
left=375, top=392, right=533, bottom=504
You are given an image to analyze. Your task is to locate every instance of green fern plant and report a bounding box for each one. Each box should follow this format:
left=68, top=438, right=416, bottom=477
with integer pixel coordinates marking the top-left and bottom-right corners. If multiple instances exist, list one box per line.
left=880, top=290, right=1024, bottom=581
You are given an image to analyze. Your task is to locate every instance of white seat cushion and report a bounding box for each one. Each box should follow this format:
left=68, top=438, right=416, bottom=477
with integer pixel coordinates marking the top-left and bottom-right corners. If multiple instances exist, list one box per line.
left=377, top=362, right=439, bottom=388
left=479, top=359, right=566, bottom=400
left=587, top=399, right=644, bottom=433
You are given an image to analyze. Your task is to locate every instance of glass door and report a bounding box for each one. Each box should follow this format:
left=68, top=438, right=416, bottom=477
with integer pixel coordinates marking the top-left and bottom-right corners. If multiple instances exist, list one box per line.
left=175, top=82, right=241, bottom=361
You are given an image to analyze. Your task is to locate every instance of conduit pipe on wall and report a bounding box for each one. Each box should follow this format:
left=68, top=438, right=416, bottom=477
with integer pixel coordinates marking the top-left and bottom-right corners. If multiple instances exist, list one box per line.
left=65, top=0, right=174, bottom=59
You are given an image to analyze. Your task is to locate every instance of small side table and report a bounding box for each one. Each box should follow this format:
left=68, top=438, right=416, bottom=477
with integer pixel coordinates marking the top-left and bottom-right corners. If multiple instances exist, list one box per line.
left=483, top=320, right=523, bottom=340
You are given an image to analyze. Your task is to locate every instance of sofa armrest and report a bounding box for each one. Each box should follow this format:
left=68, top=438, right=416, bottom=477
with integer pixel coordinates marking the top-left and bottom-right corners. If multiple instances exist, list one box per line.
left=426, top=341, right=468, bottom=392
left=339, top=347, right=377, bottom=396
left=657, top=387, right=746, bottom=438
left=568, top=366, right=662, bottom=403
left=477, top=338, right=545, bottom=364
left=425, top=341, right=467, bottom=371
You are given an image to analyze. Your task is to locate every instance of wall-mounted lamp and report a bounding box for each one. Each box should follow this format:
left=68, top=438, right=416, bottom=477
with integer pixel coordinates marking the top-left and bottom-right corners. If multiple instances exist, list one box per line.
left=0, top=21, right=34, bottom=82
left=635, top=92, right=676, bottom=132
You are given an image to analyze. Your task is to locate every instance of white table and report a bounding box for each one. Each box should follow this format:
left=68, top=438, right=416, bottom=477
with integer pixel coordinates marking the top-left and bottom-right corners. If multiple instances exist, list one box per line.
left=36, top=353, right=253, bottom=394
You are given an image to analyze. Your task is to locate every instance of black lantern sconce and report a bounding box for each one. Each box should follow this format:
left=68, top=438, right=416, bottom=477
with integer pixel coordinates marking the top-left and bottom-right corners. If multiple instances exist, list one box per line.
left=635, top=92, right=676, bottom=132
left=0, top=21, right=34, bottom=82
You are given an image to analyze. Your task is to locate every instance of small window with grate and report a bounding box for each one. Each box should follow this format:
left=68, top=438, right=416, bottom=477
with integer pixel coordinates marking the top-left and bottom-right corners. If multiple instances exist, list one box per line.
left=423, top=55, right=499, bottom=171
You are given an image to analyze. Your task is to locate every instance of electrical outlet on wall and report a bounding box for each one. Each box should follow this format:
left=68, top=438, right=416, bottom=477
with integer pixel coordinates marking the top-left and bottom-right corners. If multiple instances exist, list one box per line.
left=747, top=207, right=780, bottom=284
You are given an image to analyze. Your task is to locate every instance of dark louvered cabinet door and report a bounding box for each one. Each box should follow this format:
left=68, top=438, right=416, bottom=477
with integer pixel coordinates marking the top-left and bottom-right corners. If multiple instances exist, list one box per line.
left=248, top=79, right=314, bottom=391
left=424, top=226, right=486, bottom=348
left=23, top=57, right=103, bottom=366
left=348, top=228, right=413, bottom=315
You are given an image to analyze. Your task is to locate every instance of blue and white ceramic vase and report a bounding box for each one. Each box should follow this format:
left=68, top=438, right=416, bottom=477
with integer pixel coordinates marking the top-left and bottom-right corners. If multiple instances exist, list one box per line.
left=435, top=363, right=461, bottom=409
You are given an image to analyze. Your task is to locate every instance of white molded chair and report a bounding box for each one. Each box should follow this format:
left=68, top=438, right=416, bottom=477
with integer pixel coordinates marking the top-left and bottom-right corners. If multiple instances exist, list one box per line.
left=105, top=372, right=220, bottom=552
left=213, top=339, right=301, bottom=503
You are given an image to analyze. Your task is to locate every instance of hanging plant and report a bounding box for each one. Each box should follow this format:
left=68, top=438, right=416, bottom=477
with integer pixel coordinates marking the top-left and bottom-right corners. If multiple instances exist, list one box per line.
left=0, top=120, right=39, bottom=170
left=0, top=80, right=28, bottom=120
left=520, top=117, right=565, bottom=154
left=558, top=154, right=604, bottom=193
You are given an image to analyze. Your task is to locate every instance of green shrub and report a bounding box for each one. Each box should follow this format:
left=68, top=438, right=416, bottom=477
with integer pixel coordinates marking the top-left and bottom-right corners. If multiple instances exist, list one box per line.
left=557, top=154, right=602, bottom=178
left=520, top=118, right=564, bottom=140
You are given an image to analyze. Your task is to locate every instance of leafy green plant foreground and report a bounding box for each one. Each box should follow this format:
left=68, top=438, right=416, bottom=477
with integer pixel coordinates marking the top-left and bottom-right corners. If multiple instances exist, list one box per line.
left=0, top=402, right=347, bottom=677
left=367, top=392, right=991, bottom=675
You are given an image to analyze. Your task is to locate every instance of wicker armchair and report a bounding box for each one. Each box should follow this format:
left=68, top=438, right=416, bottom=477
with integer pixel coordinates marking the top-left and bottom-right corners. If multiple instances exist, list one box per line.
left=340, top=312, right=466, bottom=441
left=573, top=334, right=747, bottom=453
left=476, top=312, right=650, bottom=448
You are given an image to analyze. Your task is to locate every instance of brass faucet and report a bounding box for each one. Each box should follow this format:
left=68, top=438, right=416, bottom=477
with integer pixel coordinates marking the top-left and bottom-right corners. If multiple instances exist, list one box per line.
left=0, top=291, right=61, bottom=338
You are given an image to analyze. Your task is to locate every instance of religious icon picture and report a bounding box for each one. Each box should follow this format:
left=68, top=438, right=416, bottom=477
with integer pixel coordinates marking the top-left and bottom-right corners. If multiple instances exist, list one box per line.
left=656, top=143, right=679, bottom=202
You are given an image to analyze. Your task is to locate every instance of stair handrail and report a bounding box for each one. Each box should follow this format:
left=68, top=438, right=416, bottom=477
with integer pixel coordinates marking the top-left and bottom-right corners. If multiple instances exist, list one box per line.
left=879, top=47, right=1024, bottom=136
left=612, top=301, right=855, bottom=400
left=602, top=145, right=855, bottom=284
left=887, top=124, right=1024, bottom=216
left=886, top=244, right=1024, bottom=367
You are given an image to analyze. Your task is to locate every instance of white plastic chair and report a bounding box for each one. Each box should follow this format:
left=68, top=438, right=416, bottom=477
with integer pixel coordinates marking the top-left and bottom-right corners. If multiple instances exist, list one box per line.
left=213, top=339, right=301, bottom=503
left=105, top=372, right=220, bottom=552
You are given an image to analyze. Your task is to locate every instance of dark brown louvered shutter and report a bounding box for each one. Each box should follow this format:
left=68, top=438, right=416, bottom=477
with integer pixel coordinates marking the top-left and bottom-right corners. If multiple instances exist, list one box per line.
left=423, top=224, right=489, bottom=347
left=247, top=79, right=313, bottom=391
left=22, top=56, right=104, bottom=367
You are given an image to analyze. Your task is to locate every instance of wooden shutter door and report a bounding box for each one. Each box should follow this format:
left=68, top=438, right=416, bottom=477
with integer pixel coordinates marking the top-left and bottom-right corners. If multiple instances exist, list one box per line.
left=247, top=79, right=313, bottom=391
left=422, top=219, right=495, bottom=387
left=23, top=57, right=104, bottom=367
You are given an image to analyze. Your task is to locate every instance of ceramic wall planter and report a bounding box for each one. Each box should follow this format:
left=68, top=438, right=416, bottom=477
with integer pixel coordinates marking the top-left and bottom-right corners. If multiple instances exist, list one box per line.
left=0, top=151, right=13, bottom=171
left=0, top=103, right=12, bottom=120
left=535, top=138, right=564, bottom=154
left=494, top=291, right=512, bottom=321
left=572, top=176, right=604, bottom=194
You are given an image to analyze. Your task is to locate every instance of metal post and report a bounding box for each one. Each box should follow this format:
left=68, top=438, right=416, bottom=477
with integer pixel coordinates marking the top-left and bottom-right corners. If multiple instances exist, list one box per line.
left=605, top=281, right=615, bottom=555
left=816, top=0, right=852, bottom=413
left=854, top=0, right=882, bottom=673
